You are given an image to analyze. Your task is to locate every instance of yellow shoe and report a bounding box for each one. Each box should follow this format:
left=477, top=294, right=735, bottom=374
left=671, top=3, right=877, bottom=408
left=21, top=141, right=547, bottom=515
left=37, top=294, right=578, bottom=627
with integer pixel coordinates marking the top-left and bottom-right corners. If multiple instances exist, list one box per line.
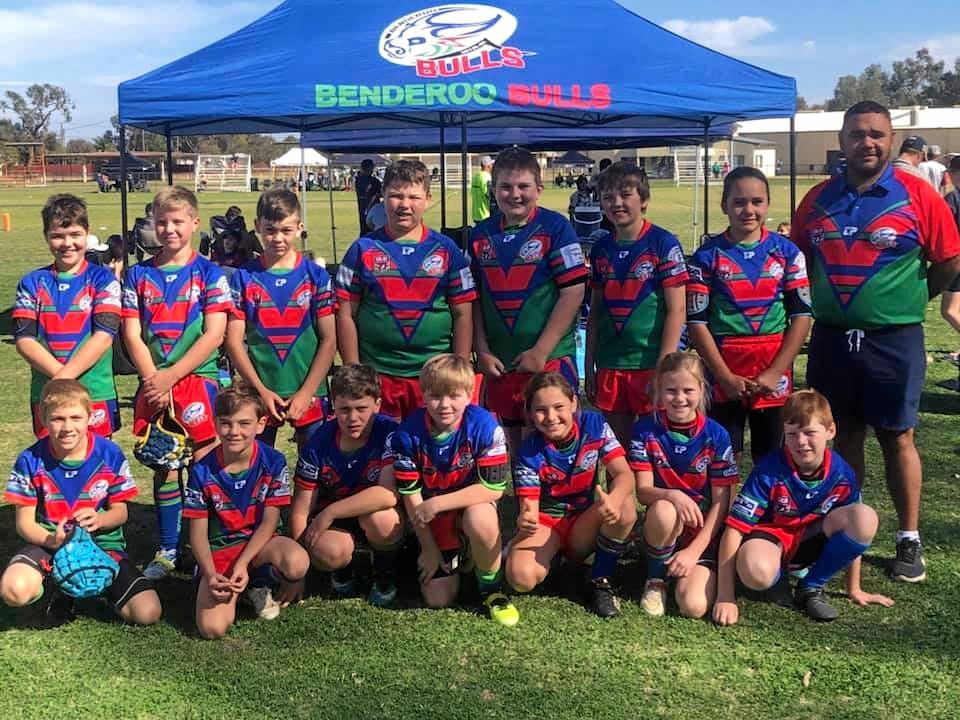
left=640, top=579, right=667, bottom=617
left=484, top=592, right=520, bottom=627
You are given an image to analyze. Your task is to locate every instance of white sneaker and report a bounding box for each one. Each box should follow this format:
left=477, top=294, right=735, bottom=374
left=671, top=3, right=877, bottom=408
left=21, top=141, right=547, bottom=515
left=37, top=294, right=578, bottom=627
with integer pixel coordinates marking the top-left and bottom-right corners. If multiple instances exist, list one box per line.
left=143, top=551, right=177, bottom=581
left=640, top=579, right=667, bottom=617
left=246, top=586, right=280, bottom=620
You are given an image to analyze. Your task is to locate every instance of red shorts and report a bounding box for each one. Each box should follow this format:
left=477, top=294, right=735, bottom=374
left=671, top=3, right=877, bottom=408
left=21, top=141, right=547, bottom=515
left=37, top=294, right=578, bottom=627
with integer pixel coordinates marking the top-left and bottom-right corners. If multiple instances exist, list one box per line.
left=31, top=398, right=120, bottom=439
left=486, top=356, right=578, bottom=425
left=429, top=509, right=463, bottom=552
left=539, top=511, right=585, bottom=556
left=211, top=543, right=247, bottom=576
left=715, top=334, right=792, bottom=410
left=744, top=524, right=813, bottom=563
left=379, top=372, right=483, bottom=421
left=133, top=374, right=220, bottom=444
left=592, top=368, right=655, bottom=415
left=266, top=395, right=330, bottom=429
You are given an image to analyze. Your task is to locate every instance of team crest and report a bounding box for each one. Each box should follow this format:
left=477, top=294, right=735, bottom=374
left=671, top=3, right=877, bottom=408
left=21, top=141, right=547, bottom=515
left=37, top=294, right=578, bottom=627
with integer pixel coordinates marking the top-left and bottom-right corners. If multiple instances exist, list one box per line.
left=519, top=239, right=543, bottom=263
left=809, top=227, right=825, bottom=246
left=182, top=402, right=207, bottom=427
left=187, top=282, right=203, bottom=302
left=869, top=227, right=898, bottom=249
left=768, top=260, right=784, bottom=279
left=296, top=290, right=312, bottom=307
left=77, top=294, right=93, bottom=312
left=88, top=478, right=109, bottom=503
left=632, top=260, right=655, bottom=281
left=210, top=492, right=224, bottom=511
left=422, top=253, right=446, bottom=276
left=717, top=264, right=734, bottom=281
left=694, top=456, right=709, bottom=474
left=579, top=450, right=599, bottom=472
left=820, top=494, right=840, bottom=514
left=373, top=253, right=391, bottom=272
left=477, top=239, right=496, bottom=262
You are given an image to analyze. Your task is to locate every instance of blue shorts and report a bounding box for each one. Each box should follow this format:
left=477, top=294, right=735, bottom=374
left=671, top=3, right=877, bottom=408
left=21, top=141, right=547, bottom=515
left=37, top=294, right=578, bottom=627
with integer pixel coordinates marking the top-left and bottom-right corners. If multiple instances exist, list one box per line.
left=806, top=323, right=925, bottom=432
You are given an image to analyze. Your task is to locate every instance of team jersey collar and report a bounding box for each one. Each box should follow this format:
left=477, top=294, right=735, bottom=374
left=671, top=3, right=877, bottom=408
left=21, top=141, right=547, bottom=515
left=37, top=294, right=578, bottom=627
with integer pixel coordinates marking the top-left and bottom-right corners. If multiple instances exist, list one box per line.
left=52, top=259, right=88, bottom=277
left=842, top=162, right=894, bottom=196
left=385, top=223, right=429, bottom=242
left=722, top=226, right=768, bottom=247
left=615, top=218, right=651, bottom=244
left=500, top=206, right=538, bottom=232
left=545, top=413, right=581, bottom=453
left=424, top=408, right=463, bottom=439
left=784, top=446, right=833, bottom=484
left=259, top=251, right=301, bottom=272
left=216, top=437, right=261, bottom=474
left=152, top=250, right=197, bottom=269
left=654, top=410, right=706, bottom=438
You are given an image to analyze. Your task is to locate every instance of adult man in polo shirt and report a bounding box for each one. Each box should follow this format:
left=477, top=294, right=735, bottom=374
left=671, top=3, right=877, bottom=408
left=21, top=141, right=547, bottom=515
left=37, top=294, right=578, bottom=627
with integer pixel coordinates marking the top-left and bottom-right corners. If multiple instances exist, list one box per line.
left=792, top=101, right=960, bottom=583
left=891, top=135, right=928, bottom=180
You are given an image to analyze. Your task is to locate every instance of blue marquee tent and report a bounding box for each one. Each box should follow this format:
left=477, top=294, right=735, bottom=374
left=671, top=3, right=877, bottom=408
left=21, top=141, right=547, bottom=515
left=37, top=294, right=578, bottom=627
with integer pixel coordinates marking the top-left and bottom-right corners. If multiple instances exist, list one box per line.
left=118, top=0, right=795, bottom=134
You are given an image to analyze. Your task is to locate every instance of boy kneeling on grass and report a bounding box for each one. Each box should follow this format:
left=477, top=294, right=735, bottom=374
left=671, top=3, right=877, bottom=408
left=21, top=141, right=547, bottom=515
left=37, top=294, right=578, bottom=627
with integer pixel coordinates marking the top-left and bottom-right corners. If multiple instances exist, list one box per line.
left=1, top=379, right=161, bottom=625
left=290, top=364, right=404, bottom=607
left=713, top=390, right=894, bottom=624
left=391, top=354, right=519, bottom=626
left=184, top=383, right=309, bottom=639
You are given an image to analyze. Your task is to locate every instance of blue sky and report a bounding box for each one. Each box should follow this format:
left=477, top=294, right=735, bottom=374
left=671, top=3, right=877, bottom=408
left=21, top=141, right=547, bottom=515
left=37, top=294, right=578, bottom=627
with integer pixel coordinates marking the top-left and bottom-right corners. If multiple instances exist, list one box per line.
left=1, top=0, right=957, bottom=140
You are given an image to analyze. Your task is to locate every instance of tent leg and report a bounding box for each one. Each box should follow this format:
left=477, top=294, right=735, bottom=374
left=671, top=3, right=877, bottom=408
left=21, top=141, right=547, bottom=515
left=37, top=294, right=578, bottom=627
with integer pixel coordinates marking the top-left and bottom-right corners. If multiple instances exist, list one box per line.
left=120, top=124, right=129, bottom=271
left=460, top=115, right=468, bottom=248
left=165, top=130, right=174, bottom=185
left=439, top=113, right=447, bottom=231
left=789, top=115, right=797, bottom=218
left=692, top=145, right=699, bottom=248
left=328, top=160, right=338, bottom=261
left=702, top=120, right=710, bottom=244
left=299, top=131, right=307, bottom=250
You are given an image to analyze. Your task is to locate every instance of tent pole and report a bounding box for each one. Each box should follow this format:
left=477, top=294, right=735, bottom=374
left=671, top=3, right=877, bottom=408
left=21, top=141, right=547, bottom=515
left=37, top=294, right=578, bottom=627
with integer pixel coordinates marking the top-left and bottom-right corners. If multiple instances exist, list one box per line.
left=692, top=145, right=699, bottom=248
left=165, top=130, right=174, bottom=185
left=439, top=113, right=447, bottom=231
left=299, top=131, right=307, bottom=250
left=327, top=155, right=338, bottom=261
left=460, top=114, right=468, bottom=248
left=120, top=124, right=129, bottom=271
left=702, top=119, right=710, bottom=244
left=789, top=115, right=797, bottom=218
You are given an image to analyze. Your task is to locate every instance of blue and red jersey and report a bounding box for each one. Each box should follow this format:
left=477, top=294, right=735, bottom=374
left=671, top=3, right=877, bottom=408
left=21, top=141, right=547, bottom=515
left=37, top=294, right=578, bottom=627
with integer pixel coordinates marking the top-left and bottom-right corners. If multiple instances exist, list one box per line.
left=122, top=252, right=234, bottom=379
left=230, top=253, right=336, bottom=397
left=183, top=440, right=291, bottom=553
left=792, top=164, right=960, bottom=329
left=470, top=207, right=587, bottom=364
left=629, top=412, right=739, bottom=512
left=294, top=414, right=397, bottom=510
left=5, top=433, right=137, bottom=553
left=14, top=261, right=121, bottom=402
left=515, top=410, right=625, bottom=518
left=589, top=221, right=688, bottom=369
left=726, top=448, right=859, bottom=537
left=335, top=226, right=476, bottom=378
left=392, top=405, right=508, bottom=498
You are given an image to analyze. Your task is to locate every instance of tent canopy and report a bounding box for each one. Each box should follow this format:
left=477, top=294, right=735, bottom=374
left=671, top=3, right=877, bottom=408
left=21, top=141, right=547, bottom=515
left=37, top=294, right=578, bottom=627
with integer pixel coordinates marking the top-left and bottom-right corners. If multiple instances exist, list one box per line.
left=330, top=153, right=389, bottom=166
left=118, top=0, right=796, bottom=136
left=552, top=150, right=594, bottom=166
left=270, top=147, right=328, bottom=167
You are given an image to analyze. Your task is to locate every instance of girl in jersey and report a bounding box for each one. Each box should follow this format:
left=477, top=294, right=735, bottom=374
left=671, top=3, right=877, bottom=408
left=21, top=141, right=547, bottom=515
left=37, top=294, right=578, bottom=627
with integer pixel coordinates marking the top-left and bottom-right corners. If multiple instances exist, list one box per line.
left=686, top=167, right=812, bottom=463
left=506, top=371, right=636, bottom=618
left=631, top=352, right=739, bottom=618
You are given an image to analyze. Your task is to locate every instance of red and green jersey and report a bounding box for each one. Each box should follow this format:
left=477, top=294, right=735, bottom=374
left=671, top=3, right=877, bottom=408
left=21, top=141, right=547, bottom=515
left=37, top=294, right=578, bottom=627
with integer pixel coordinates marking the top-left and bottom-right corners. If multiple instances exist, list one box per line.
left=5, top=433, right=137, bottom=553
left=335, top=226, right=476, bottom=378
left=183, top=441, right=291, bottom=553
left=470, top=207, right=587, bottom=364
left=122, top=253, right=234, bottom=379
left=230, top=254, right=336, bottom=397
left=686, top=229, right=811, bottom=336
left=13, top=261, right=121, bottom=402
left=589, top=221, right=688, bottom=369
left=792, top=165, right=960, bottom=329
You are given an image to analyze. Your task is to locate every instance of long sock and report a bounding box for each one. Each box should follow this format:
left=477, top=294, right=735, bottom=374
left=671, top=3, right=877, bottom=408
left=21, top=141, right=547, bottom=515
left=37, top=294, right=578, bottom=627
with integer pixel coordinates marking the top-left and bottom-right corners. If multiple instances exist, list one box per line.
left=645, top=540, right=675, bottom=581
left=800, top=532, right=869, bottom=589
left=372, top=537, right=404, bottom=581
left=476, top=566, right=504, bottom=598
left=154, top=472, right=183, bottom=554
left=592, top=534, right=629, bottom=581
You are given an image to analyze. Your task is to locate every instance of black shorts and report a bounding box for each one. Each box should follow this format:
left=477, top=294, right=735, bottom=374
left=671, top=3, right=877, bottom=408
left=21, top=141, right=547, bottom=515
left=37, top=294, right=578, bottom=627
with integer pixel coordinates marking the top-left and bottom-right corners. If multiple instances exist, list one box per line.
left=8, top=544, right=153, bottom=610
left=807, top=322, right=925, bottom=431
left=708, top=402, right=782, bottom=458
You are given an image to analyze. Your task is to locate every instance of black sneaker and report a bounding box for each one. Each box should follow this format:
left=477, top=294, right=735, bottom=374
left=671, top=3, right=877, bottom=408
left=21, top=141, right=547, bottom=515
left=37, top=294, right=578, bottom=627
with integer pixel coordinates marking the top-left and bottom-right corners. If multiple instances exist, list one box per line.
left=45, top=592, right=75, bottom=625
left=588, top=578, right=621, bottom=619
left=765, top=573, right=795, bottom=609
left=795, top=585, right=838, bottom=622
left=890, top=538, right=927, bottom=582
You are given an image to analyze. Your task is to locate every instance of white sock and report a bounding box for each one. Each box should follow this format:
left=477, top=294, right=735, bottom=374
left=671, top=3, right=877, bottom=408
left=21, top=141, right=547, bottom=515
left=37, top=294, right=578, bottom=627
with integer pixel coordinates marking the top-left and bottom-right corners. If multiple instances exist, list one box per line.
left=896, top=530, right=920, bottom=544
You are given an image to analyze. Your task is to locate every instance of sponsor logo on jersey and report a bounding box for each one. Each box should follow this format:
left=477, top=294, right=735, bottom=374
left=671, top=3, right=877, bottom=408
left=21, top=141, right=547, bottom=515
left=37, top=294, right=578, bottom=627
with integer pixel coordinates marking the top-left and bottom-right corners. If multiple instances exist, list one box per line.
left=422, top=253, right=446, bottom=276
left=768, top=260, right=784, bottom=279
left=630, top=440, right=648, bottom=460
left=579, top=449, right=599, bottom=472
left=77, top=294, right=93, bottom=312
left=819, top=493, right=840, bottom=514
left=379, top=4, right=527, bottom=79
left=182, top=402, right=207, bottom=427
left=560, top=243, right=584, bottom=269
left=694, top=456, right=709, bottom=473
left=633, top=260, right=655, bottom=280
left=774, top=375, right=790, bottom=397
left=688, top=291, right=709, bottom=315
left=59, top=283, right=70, bottom=292
left=275, top=278, right=287, bottom=287
left=842, top=226, right=859, bottom=237
left=88, top=479, right=109, bottom=503
left=210, top=491, right=224, bottom=511
left=732, top=494, right=759, bottom=518
left=296, top=290, right=312, bottom=307
left=869, top=227, right=898, bottom=249
left=519, top=239, right=543, bottom=262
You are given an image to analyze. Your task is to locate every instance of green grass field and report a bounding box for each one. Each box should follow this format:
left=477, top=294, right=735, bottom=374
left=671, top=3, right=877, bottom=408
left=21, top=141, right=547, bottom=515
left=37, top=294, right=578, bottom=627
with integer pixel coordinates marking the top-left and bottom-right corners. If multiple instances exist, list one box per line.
left=0, top=179, right=958, bottom=720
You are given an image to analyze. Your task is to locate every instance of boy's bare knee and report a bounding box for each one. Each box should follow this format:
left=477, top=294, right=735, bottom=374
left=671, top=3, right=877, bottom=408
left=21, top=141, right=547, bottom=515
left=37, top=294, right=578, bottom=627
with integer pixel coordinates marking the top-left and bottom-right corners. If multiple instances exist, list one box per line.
left=644, top=499, right=678, bottom=531
left=737, top=552, right=778, bottom=591
left=1, top=575, right=39, bottom=607
left=506, top=560, right=543, bottom=594
left=676, top=593, right=708, bottom=619
left=422, top=580, right=457, bottom=608
left=197, top=618, right=230, bottom=640
left=121, top=592, right=162, bottom=625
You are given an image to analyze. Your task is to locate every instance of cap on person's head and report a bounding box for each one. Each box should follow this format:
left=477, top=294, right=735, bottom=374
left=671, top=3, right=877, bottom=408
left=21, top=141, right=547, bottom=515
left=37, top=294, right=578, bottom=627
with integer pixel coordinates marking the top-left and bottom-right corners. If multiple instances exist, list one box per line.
left=480, top=155, right=494, bottom=167
left=85, top=234, right=108, bottom=252
left=948, top=155, right=960, bottom=172
left=900, top=135, right=927, bottom=154
left=929, top=144, right=942, bottom=157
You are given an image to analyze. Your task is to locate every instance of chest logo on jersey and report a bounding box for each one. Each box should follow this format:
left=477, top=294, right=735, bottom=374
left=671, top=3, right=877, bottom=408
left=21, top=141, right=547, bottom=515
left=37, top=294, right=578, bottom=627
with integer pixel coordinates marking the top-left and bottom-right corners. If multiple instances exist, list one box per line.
left=842, top=226, right=859, bottom=237
left=373, top=253, right=393, bottom=272
left=694, top=455, right=709, bottom=474
left=632, top=259, right=655, bottom=281
left=275, top=278, right=287, bottom=287
left=295, top=289, right=311, bottom=307
left=819, top=493, right=841, bottom=514
left=88, top=479, right=109, bottom=503
left=58, top=283, right=71, bottom=292
left=402, top=246, right=416, bottom=256
left=476, top=239, right=496, bottom=261
left=519, top=239, right=543, bottom=263
left=869, top=227, right=898, bottom=249
left=210, top=492, right=225, bottom=511
left=768, top=260, right=784, bottom=280
left=421, top=253, right=446, bottom=276
left=808, top=227, right=825, bottom=246
left=717, top=263, right=734, bottom=281
left=578, top=449, right=599, bottom=472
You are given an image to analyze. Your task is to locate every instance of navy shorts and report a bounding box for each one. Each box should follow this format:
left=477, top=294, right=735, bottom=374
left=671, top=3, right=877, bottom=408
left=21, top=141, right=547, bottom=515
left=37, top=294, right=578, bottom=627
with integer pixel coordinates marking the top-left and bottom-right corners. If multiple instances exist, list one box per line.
left=806, top=323, right=925, bottom=432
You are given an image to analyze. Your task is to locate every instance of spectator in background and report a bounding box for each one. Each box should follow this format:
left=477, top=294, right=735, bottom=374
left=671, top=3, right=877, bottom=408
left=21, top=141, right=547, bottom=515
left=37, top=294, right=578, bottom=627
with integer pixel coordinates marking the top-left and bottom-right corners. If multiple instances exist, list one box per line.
left=567, top=175, right=596, bottom=223
left=943, top=155, right=960, bottom=379
left=919, top=145, right=947, bottom=195
left=354, top=159, right=382, bottom=233
left=471, top=155, right=494, bottom=223
left=892, top=135, right=928, bottom=179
